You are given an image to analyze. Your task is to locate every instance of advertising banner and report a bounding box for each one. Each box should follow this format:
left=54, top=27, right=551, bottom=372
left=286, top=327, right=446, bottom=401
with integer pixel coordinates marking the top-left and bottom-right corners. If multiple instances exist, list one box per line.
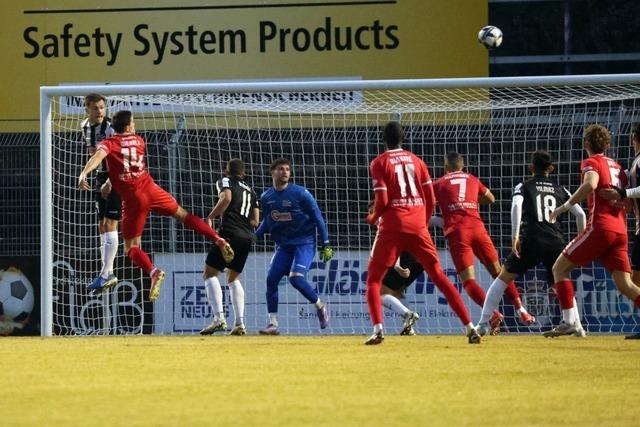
left=0, top=0, right=488, bottom=131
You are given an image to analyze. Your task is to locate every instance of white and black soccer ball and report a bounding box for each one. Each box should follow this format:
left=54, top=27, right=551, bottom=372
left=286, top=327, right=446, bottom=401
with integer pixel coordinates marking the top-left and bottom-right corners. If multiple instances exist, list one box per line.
left=0, top=267, right=35, bottom=331
left=478, top=25, right=503, bottom=49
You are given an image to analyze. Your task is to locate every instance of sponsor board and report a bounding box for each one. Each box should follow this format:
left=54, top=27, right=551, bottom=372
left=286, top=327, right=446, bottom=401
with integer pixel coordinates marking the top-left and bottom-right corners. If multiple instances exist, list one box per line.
left=154, top=250, right=486, bottom=335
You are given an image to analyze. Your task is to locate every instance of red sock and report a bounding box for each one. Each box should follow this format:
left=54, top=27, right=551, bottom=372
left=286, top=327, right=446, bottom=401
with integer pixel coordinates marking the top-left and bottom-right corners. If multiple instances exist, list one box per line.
left=127, top=247, right=153, bottom=275
left=431, top=268, right=471, bottom=325
left=365, top=262, right=386, bottom=325
left=634, top=295, right=640, bottom=308
left=554, top=280, right=575, bottom=309
left=504, top=281, right=523, bottom=309
left=463, top=279, right=487, bottom=308
left=183, top=213, right=221, bottom=242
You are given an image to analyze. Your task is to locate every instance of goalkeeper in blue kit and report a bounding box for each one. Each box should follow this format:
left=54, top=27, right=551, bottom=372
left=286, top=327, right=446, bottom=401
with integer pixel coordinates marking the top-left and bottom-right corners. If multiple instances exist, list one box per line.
left=255, top=158, right=334, bottom=335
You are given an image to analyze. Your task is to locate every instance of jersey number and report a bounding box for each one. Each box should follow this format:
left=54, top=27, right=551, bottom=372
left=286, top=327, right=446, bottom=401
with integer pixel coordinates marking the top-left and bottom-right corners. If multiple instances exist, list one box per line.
left=121, top=147, right=143, bottom=172
left=609, top=167, right=621, bottom=187
left=394, top=164, right=418, bottom=197
left=536, top=194, right=557, bottom=222
left=450, top=178, right=467, bottom=201
left=240, top=191, right=252, bottom=218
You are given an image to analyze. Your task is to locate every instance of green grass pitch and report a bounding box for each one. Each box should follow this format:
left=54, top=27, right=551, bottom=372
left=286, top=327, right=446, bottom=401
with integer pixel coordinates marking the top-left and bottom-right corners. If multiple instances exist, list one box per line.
left=0, top=335, right=638, bottom=426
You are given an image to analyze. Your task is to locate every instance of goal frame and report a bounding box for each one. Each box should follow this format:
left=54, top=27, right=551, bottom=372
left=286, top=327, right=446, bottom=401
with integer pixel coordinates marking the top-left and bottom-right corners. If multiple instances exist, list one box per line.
left=40, top=73, right=640, bottom=336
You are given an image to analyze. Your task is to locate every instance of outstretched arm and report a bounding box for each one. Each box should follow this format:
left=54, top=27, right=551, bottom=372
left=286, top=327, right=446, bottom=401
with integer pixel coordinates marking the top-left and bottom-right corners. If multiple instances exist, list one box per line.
left=78, top=149, right=107, bottom=190
left=550, top=171, right=598, bottom=222
left=569, top=204, right=587, bottom=234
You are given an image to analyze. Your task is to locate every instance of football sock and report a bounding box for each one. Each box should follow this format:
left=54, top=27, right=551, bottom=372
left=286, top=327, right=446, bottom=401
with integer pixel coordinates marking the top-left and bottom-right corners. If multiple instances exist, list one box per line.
left=554, top=280, right=575, bottom=323
left=204, top=276, right=223, bottom=321
left=373, top=323, right=383, bottom=334
left=99, top=233, right=106, bottom=270
left=183, top=213, right=220, bottom=241
left=127, top=247, right=153, bottom=275
left=289, top=275, right=319, bottom=304
left=463, top=279, right=487, bottom=307
left=314, top=299, right=324, bottom=309
left=228, top=280, right=245, bottom=326
left=269, top=313, right=278, bottom=327
left=265, top=269, right=281, bottom=314
left=572, top=297, right=583, bottom=330
left=100, top=231, right=118, bottom=277
left=429, top=267, right=471, bottom=325
left=382, top=294, right=410, bottom=316
left=504, top=281, right=524, bottom=310
left=366, top=262, right=386, bottom=325
left=479, top=277, right=508, bottom=324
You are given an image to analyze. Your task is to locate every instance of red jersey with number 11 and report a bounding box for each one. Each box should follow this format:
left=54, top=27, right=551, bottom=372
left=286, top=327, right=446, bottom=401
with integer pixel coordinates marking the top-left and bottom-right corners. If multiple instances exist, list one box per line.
left=97, top=133, right=152, bottom=194
left=369, top=148, right=433, bottom=233
left=581, top=153, right=627, bottom=233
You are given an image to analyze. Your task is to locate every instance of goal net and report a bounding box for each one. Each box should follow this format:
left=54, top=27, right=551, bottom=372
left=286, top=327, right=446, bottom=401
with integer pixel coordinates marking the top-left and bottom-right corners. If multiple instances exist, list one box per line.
left=41, top=75, right=640, bottom=336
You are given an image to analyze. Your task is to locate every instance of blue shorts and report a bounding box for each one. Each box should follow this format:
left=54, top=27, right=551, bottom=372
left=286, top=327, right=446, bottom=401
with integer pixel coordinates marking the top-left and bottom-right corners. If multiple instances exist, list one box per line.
left=270, top=243, right=315, bottom=275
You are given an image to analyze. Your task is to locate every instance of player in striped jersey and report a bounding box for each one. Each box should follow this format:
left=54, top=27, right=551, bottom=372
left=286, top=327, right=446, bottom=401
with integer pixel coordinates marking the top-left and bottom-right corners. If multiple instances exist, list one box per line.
left=546, top=124, right=640, bottom=337
left=599, top=123, right=640, bottom=339
left=200, top=159, right=259, bottom=336
left=82, top=93, right=120, bottom=294
left=476, top=150, right=587, bottom=337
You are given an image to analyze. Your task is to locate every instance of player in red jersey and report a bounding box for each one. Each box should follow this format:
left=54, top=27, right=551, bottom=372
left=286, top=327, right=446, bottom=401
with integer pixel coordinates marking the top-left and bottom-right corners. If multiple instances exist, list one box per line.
left=433, top=152, right=534, bottom=334
left=78, top=110, right=234, bottom=302
left=365, top=121, right=480, bottom=345
left=546, top=124, right=640, bottom=337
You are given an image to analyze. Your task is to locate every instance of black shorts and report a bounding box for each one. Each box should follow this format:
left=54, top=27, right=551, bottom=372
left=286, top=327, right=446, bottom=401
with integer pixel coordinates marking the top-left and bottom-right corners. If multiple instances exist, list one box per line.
left=95, top=189, right=122, bottom=221
left=382, top=253, right=425, bottom=291
left=503, top=237, right=565, bottom=275
left=206, top=236, right=253, bottom=273
left=631, top=234, right=640, bottom=271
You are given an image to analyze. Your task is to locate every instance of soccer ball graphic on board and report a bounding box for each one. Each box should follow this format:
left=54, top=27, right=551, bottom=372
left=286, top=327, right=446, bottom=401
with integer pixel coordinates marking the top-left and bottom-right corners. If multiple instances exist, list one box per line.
left=0, top=267, right=35, bottom=335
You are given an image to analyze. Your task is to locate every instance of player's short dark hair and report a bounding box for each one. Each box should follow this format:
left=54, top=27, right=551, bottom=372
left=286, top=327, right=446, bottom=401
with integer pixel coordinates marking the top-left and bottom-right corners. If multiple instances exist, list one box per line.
left=446, top=152, right=464, bottom=169
left=631, top=123, right=640, bottom=139
left=270, top=158, right=291, bottom=171
left=112, top=110, right=133, bottom=133
left=584, top=124, right=611, bottom=154
left=531, top=150, right=553, bottom=174
left=226, top=158, right=245, bottom=176
left=84, top=93, right=106, bottom=107
left=383, top=121, right=404, bottom=149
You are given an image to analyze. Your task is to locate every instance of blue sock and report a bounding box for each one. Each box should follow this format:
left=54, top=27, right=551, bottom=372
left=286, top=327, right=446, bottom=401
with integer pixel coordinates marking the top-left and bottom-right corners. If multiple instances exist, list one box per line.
left=266, top=270, right=282, bottom=314
left=289, top=275, right=318, bottom=304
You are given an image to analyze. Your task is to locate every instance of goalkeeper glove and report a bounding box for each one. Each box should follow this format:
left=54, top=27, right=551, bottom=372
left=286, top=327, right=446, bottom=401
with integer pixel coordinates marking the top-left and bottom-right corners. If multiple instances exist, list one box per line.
left=319, top=245, right=334, bottom=262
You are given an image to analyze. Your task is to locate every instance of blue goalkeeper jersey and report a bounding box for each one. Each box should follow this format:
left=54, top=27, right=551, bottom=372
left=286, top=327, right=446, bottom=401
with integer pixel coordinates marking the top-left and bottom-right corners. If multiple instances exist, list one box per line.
left=255, top=183, right=329, bottom=246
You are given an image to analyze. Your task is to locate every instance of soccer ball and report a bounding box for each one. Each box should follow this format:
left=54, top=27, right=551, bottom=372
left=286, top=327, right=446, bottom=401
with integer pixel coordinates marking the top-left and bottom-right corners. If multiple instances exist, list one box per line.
left=478, top=25, right=503, bottom=49
left=0, top=267, right=35, bottom=331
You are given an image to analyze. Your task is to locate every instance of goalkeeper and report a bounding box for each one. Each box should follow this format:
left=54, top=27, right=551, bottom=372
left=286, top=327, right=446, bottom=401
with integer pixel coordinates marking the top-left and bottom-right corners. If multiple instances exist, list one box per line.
left=255, top=158, right=333, bottom=335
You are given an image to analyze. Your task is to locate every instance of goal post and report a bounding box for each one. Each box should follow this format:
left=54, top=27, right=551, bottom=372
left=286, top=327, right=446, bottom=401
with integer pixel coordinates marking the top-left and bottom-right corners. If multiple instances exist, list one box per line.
left=40, top=74, right=640, bottom=336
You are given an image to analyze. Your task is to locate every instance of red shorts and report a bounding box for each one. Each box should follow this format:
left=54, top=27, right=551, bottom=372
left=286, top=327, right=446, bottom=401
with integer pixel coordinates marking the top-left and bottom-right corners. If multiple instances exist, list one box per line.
left=563, top=227, right=630, bottom=273
left=370, top=228, right=441, bottom=271
left=445, top=226, right=499, bottom=272
left=121, top=182, right=179, bottom=239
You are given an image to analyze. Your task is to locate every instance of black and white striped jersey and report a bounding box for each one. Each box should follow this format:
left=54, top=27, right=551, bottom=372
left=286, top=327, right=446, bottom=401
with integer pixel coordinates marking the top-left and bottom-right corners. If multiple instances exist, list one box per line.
left=627, top=153, right=640, bottom=235
left=81, top=118, right=114, bottom=181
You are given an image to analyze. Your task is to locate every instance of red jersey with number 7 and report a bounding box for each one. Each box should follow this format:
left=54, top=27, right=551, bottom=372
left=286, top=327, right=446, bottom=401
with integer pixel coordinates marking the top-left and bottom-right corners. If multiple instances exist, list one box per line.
left=96, top=133, right=153, bottom=194
left=432, top=171, right=488, bottom=237
left=581, top=153, right=627, bottom=233
left=369, top=148, right=433, bottom=233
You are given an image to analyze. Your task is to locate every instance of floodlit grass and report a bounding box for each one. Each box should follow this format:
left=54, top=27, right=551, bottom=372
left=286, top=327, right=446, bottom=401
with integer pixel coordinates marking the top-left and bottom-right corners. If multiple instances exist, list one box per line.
left=0, top=335, right=638, bottom=426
